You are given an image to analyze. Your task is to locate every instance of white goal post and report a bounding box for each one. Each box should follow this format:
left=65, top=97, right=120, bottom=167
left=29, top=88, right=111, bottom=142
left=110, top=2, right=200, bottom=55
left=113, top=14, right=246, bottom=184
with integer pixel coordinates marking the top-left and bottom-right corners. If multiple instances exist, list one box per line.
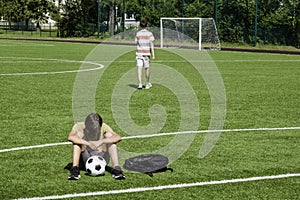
left=160, top=17, right=221, bottom=50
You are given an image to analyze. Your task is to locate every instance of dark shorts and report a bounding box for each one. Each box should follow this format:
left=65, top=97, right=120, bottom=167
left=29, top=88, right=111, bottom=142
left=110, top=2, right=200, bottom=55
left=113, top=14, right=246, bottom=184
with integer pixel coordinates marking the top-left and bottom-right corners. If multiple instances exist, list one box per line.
left=80, top=149, right=110, bottom=169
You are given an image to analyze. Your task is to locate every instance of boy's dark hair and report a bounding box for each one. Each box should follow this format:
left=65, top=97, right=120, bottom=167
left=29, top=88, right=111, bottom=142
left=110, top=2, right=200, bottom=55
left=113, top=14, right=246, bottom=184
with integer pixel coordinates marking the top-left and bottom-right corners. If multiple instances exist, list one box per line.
left=84, top=113, right=103, bottom=140
left=140, top=19, right=148, bottom=28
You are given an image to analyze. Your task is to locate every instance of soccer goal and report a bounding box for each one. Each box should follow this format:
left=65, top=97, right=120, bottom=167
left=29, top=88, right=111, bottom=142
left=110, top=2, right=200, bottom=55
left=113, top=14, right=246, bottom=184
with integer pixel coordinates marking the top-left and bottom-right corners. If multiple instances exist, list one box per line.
left=160, top=18, right=221, bottom=50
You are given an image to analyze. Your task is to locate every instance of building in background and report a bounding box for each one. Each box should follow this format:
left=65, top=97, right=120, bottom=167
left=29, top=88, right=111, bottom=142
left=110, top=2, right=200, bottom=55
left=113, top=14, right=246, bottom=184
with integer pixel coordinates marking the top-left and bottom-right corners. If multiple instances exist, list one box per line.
left=124, top=13, right=139, bottom=28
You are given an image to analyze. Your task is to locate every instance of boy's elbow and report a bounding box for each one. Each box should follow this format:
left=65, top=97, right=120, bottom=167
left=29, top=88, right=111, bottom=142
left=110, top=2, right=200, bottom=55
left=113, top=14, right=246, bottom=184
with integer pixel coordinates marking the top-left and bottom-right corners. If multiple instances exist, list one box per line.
left=115, top=134, right=122, bottom=143
left=68, top=135, right=74, bottom=143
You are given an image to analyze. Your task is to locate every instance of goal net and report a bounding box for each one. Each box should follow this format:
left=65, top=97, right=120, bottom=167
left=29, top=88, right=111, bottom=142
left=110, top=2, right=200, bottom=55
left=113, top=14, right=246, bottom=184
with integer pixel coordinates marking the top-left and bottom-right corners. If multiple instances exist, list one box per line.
left=160, top=18, right=221, bottom=50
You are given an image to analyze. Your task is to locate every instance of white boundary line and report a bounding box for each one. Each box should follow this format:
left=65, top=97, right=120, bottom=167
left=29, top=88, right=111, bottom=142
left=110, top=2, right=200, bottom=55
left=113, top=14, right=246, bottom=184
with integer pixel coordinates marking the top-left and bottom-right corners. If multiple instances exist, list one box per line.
left=0, top=42, right=54, bottom=47
left=1, top=126, right=299, bottom=153
left=153, top=59, right=300, bottom=63
left=78, top=60, right=300, bottom=62
left=122, top=126, right=300, bottom=140
left=16, top=173, right=300, bottom=200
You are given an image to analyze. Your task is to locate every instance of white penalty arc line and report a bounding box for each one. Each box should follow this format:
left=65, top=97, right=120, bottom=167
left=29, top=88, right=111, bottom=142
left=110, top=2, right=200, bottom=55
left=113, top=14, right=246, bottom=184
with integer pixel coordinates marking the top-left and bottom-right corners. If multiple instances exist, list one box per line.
left=0, top=57, right=105, bottom=76
left=1, top=126, right=300, bottom=153
left=0, top=65, right=104, bottom=76
left=16, top=173, right=300, bottom=200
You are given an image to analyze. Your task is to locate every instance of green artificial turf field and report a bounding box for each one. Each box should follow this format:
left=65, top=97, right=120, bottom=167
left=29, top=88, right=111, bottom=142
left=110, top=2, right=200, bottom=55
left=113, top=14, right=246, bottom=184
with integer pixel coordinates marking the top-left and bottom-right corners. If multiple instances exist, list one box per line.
left=0, top=39, right=299, bottom=200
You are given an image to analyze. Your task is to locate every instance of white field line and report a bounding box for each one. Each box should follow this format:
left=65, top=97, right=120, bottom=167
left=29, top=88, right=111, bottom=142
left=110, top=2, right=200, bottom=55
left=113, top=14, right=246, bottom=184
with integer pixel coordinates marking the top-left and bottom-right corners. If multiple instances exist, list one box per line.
left=64, top=59, right=300, bottom=63
left=0, top=41, right=93, bottom=47
left=0, top=57, right=104, bottom=76
left=122, top=126, right=300, bottom=140
left=1, top=56, right=300, bottom=64
left=0, top=42, right=54, bottom=47
left=0, top=142, right=71, bottom=153
left=0, top=57, right=298, bottom=75
left=153, top=59, right=300, bottom=63
left=0, top=65, right=104, bottom=76
left=16, top=173, right=300, bottom=200
left=1, top=126, right=299, bottom=153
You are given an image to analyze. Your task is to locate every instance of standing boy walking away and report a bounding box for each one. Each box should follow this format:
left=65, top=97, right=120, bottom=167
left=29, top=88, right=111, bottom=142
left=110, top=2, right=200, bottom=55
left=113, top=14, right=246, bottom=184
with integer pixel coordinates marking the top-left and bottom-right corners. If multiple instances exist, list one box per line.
left=67, top=113, right=125, bottom=180
left=135, top=19, right=155, bottom=89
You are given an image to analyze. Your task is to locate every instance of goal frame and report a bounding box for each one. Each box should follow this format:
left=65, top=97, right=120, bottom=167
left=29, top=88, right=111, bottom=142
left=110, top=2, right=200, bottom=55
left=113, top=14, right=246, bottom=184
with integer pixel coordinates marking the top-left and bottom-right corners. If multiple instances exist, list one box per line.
left=160, top=17, right=220, bottom=50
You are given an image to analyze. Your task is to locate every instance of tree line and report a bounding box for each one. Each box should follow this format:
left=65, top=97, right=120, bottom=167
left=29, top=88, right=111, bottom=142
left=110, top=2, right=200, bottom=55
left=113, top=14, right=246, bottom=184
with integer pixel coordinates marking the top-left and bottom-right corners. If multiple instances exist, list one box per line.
left=0, top=0, right=299, bottom=48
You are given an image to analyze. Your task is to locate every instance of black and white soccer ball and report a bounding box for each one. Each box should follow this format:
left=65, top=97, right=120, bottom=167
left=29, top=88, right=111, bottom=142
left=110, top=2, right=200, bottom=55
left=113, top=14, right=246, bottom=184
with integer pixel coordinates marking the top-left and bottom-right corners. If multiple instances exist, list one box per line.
left=85, top=156, right=107, bottom=176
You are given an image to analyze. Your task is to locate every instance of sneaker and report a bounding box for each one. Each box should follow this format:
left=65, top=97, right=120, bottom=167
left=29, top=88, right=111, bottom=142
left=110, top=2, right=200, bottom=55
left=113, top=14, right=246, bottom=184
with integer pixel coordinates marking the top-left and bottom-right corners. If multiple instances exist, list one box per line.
left=145, top=83, right=152, bottom=89
left=68, top=166, right=80, bottom=180
left=112, top=166, right=125, bottom=180
left=137, top=84, right=143, bottom=89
